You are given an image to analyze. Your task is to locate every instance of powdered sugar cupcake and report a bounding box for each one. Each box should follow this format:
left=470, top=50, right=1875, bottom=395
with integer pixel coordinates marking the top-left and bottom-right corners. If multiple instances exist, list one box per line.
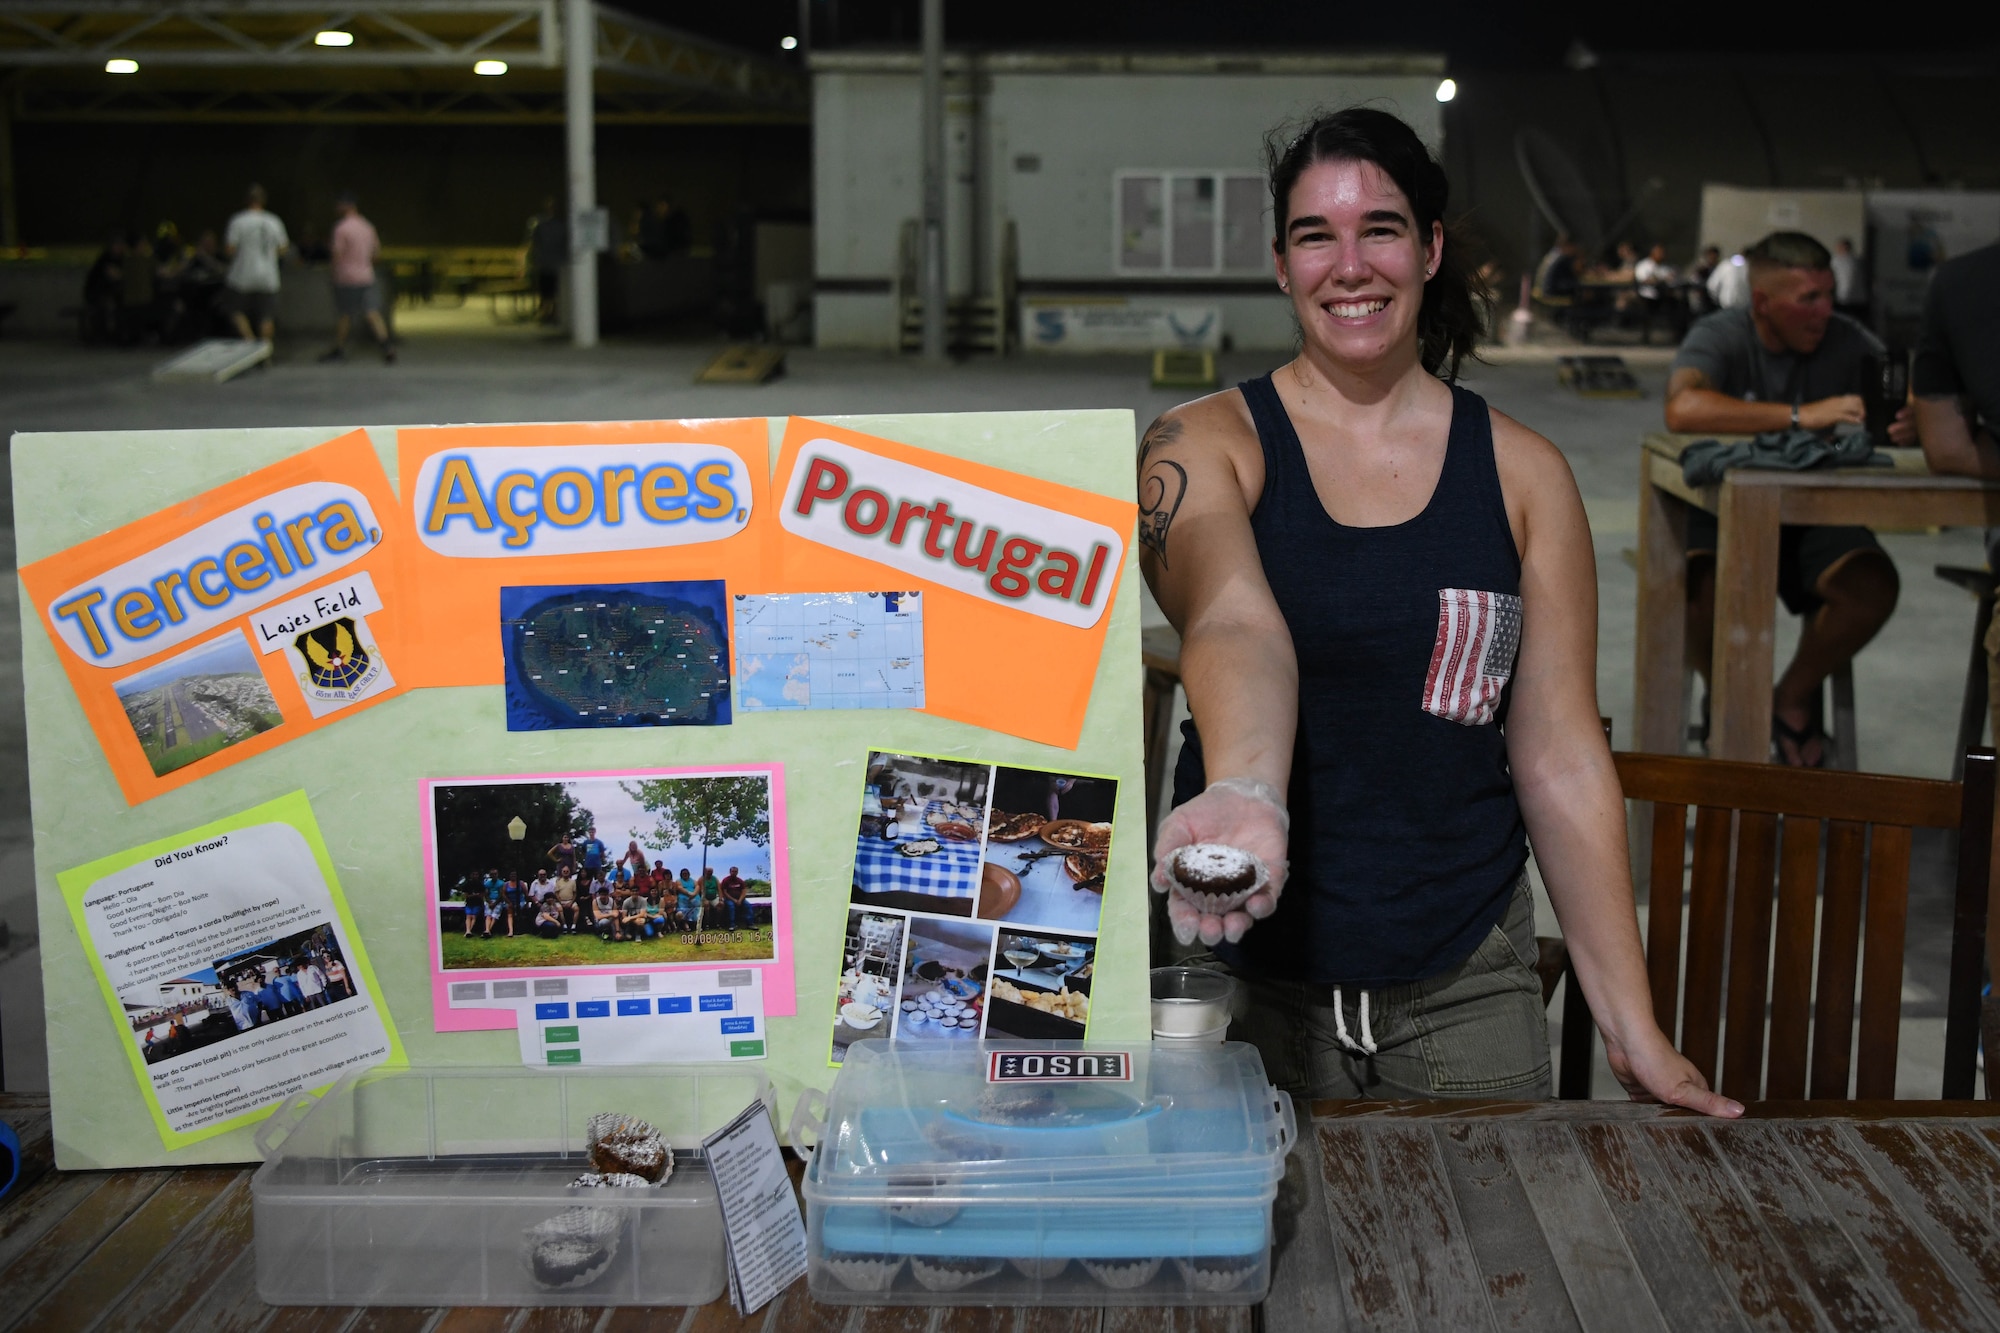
left=586, top=1111, right=673, bottom=1184
left=1082, top=1256, right=1164, bottom=1289
left=1164, top=843, right=1268, bottom=916
left=823, top=1251, right=903, bottom=1292
left=1175, top=1255, right=1260, bottom=1293
left=909, top=1255, right=1003, bottom=1291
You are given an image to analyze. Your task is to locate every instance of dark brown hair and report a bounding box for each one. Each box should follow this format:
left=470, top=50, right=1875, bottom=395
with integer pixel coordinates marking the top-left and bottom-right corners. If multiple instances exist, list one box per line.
left=1745, top=230, right=1832, bottom=275
left=1266, top=107, right=1489, bottom=380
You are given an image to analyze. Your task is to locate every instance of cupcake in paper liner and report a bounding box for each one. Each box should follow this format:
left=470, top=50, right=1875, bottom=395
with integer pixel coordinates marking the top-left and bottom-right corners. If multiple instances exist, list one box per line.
left=823, top=1251, right=904, bottom=1292
left=1163, top=843, right=1269, bottom=916
left=910, top=1255, right=1003, bottom=1292
left=586, top=1111, right=673, bottom=1184
left=976, top=1083, right=1061, bottom=1125
left=521, top=1206, right=622, bottom=1291
left=885, top=1171, right=961, bottom=1227
left=1175, top=1255, right=1260, bottom=1293
left=1081, top=1256, right=1165, bottom=1290
left=1009, top=1256, right=1071, bottom=1279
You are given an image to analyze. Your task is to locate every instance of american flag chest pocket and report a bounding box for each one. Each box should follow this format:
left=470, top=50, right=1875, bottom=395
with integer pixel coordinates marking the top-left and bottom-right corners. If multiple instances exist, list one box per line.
left=1421, top=588, right=1523, bottom=726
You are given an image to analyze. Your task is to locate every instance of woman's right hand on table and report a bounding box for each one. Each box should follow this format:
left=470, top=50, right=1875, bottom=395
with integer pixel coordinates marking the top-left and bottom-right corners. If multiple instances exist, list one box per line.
left=1149, top=777, right=1290, bottom=947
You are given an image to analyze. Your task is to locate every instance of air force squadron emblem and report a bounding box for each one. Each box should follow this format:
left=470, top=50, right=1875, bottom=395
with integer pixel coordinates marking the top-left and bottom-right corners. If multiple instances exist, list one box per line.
left=298, top=618, right=369, bottom=689
left=285, top=613, right=392, bottom=717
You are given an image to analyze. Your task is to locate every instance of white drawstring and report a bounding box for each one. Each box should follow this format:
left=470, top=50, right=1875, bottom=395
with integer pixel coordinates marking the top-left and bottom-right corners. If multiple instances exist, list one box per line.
left=1331, top=986, right=1378, bottom=1056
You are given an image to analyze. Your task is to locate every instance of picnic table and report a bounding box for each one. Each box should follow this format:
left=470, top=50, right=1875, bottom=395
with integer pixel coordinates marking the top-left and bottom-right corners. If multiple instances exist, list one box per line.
left=9, top=1088, right=2000, bottom=1329
left=1635, top=432, right=2000, bottom=764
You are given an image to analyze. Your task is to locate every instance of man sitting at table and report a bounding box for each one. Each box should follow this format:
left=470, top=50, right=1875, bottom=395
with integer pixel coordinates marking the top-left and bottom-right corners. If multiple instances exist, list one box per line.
left=1664, top=230, right=1914, bottom=767
left=1909, top=240, right=2000, bottom=743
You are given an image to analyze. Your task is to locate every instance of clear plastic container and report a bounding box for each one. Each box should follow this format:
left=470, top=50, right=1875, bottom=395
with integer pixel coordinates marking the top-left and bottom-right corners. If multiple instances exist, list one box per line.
left=252, top=1065, right=770, bottom=1307
left=793, top=1041, right=1293, bottom=1306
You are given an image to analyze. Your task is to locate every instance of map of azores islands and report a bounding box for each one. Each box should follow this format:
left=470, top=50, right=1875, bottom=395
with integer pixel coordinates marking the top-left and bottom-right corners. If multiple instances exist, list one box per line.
left=733, top=592, right=924, bottom=712
left=502, top=581, right=732, bottom=730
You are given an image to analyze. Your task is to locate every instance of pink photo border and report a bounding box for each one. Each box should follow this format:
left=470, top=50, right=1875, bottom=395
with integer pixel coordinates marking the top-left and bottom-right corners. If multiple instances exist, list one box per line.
left=422, top=763, right=794, bottom=1032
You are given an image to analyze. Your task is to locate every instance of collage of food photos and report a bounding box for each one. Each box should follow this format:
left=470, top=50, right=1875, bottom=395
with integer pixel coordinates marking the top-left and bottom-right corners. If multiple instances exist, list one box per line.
left=830, top=749, right=1114, bottom=1063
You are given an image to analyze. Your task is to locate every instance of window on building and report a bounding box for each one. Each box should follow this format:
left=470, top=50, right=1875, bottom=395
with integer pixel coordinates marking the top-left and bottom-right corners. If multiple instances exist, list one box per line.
left=1116, top=171, right=1268, bottom=276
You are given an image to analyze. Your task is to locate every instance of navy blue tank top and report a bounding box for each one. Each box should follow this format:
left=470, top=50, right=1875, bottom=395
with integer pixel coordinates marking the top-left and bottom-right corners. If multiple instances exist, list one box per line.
left=1175, top=375, right=1529, bottom=986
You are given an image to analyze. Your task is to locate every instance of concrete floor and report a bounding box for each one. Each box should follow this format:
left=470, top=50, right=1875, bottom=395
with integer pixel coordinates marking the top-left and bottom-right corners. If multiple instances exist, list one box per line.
left=0, top=326, right=1984, bottom=1097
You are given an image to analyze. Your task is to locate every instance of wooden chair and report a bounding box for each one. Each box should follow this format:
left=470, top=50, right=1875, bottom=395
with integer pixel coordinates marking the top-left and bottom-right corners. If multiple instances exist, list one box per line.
left=1567, top=749, right=1997, bottom=1102
left=1935, top=564, right=1996, bottom=781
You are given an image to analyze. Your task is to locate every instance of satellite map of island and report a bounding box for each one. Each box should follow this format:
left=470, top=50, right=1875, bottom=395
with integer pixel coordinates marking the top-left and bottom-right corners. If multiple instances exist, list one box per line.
left=502, top=580, right=733, bottom=730
left=114, top=631, right=285, bottom=776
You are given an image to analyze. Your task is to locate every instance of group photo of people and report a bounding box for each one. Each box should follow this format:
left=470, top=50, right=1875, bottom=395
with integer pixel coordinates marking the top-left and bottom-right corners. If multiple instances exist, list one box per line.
left=123, top=922, right=356, bottom=1066
left=432, top=773, right=777, bottom=970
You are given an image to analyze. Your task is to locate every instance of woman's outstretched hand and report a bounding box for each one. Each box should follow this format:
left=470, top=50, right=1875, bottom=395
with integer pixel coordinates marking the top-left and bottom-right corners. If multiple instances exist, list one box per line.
left=1149, top=777, right=1290, bottom=947
left=1602, top=1024, right=1744, bottom=1118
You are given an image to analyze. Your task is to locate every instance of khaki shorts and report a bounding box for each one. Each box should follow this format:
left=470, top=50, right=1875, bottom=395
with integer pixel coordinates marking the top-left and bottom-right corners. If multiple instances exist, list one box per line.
left=1222, top=876, right=1552, bottom=1101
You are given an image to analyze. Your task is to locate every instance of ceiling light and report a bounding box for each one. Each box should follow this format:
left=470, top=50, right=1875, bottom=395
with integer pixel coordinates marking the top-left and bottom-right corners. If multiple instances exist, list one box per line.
left=315, top=30, right=354, bottom=47
left=105, top=58, right=138, bottom=74
left=1435, top=78, right=1457, bottom=103
left=780, top=35, right=798, bottom=50
left=473, top=59, right=508, bottom=75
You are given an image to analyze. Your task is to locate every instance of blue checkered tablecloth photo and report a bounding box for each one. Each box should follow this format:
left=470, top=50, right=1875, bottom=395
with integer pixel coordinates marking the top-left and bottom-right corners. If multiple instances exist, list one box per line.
left=851, top=800, right=982, bottom=900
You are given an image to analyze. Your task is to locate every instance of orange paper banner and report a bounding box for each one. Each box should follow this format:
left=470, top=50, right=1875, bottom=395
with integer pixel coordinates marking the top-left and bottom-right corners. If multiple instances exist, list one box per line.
left=395, top=418, right=773, bottom=686
left=20, top=430, right=416, bottom=805
left=771, top=418, right=1135, bottom=750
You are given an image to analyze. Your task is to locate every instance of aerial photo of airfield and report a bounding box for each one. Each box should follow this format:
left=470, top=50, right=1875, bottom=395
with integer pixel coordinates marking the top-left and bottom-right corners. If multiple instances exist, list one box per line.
left=501, top=580, right=733, bottom=730
left=115, top=632, right=284, bottom=776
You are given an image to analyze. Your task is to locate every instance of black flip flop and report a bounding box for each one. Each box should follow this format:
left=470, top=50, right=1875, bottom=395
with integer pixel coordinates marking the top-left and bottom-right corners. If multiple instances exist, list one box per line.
left=1771, top=704, right=1828, bottom=769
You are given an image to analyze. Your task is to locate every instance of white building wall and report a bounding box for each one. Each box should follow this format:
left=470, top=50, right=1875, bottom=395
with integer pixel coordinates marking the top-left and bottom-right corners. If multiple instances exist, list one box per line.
left=989, top=72, right=1442, bottom=283
left=811, top=53, right=1446, bottom=351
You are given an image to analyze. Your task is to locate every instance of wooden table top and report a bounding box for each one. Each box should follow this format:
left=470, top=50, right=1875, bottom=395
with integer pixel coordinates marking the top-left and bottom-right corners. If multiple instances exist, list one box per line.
left=1290, top=1098, right=2000, bottom=1332
left=8, top=1090, right=1999, bottom=1332
left=1644, top=433, right=1974, bottom=482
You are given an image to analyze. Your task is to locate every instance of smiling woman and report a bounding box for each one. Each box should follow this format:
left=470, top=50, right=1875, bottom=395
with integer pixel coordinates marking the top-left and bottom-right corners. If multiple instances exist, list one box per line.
left=1138, top=106, right=1740, bottom=1120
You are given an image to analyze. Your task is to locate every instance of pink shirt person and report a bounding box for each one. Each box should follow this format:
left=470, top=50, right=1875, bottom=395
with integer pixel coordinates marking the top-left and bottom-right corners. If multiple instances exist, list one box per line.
left=331, top=211, right=380, bottom=287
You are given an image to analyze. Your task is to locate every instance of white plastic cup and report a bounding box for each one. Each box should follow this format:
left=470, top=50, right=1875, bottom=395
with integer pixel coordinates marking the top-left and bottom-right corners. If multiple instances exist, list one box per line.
left=1151, top=966, right=1236, bottom=1040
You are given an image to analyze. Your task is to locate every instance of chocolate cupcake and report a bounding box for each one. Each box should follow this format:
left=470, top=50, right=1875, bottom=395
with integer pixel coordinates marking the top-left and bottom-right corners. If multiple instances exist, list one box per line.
left=521, top=1206, right=621, bottom=1290
left=569, top=1171, right=653, bottom=1188
left=909, top=1255, right=1003, bottom=1291
left=1165, top=843, right=1267, bottom=915
left=1081, top=1256, right=1165, bottom=1290
left=587, top=1111, right=673, bottom=1184
left=885, top=1171, right=961, bottom=1227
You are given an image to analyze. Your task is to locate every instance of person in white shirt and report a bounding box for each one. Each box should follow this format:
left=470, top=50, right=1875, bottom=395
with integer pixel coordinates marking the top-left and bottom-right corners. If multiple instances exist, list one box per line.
left=1633, top=243, right=1675, bottom=299
left=1830, top=238, right=1864, bottom=317
left=1633, top=243, right=1683, bottom=342
left=224, top=183, right=290, bottom=344
left=298, top=961, right=328, bottom=1009
left=1706, top=251, right=1750, bottom=310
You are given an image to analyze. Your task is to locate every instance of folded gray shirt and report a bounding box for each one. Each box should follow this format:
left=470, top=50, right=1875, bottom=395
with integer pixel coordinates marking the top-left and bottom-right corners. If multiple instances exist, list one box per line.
left=1680, top=426, right=1889, bottom=488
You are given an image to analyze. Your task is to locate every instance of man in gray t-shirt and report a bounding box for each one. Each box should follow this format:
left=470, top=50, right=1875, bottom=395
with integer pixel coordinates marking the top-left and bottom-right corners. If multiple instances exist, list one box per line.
left=223, top=183, right=290, bottom=344
left=1663, top=231, right=1909, bottom=766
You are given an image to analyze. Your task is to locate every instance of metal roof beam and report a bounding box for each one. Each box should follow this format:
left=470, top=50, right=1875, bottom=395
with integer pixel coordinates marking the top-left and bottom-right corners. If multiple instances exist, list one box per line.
left=0, top=2, right=559, bottom=67
left=0, top=2, right=806, bottom=112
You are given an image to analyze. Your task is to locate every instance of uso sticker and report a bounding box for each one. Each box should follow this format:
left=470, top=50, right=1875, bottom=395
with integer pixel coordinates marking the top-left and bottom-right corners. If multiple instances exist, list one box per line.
left=986, top=1050, right=1132, bottom=1083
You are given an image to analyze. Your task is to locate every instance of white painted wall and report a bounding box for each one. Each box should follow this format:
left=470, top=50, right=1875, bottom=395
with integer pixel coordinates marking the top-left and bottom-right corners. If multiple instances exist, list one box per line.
left=987, top=72, right=1443, bottom=283
left=811, top=53, right=1446, bottom=351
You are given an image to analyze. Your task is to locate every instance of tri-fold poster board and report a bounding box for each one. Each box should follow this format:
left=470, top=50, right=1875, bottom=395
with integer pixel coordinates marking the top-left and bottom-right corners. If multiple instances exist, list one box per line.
left=16, top=412, right=1145, bottom=1168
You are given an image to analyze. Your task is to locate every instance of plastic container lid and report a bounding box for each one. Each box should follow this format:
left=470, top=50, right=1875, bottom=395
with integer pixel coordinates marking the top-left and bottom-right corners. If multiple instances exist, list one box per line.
left=801, top=1041, right=1292, bottom=1203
